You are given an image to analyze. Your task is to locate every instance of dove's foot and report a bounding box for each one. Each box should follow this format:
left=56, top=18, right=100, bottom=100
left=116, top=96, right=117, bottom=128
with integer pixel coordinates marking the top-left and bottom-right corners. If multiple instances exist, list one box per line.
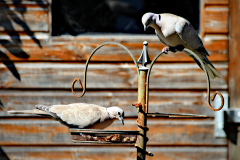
left=162, top=47, right=169, bottom=54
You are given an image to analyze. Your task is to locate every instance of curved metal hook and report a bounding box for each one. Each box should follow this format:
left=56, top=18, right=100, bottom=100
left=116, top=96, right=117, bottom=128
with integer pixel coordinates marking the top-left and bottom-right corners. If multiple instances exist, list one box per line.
left=145, top=51, right=166, bottom=112
left=183, top=48, right=224, bottom=111
left=71, top=78, right=83, bottom=98
left=71, top=42, right=139, bottom=98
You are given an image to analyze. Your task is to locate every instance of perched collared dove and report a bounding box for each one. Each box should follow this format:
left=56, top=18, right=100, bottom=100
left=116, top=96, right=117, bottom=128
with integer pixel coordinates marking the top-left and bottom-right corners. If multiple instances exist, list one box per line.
left=142, top=12, right=221, bottom=79
left=8, top=103, right=124, bottom=129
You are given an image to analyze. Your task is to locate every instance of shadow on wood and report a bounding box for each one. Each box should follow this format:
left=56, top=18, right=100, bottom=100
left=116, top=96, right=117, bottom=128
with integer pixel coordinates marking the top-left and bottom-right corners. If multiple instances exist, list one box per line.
left=0, top=0, right=45, bottom=80
left=0, top=147, right=10, bottom=160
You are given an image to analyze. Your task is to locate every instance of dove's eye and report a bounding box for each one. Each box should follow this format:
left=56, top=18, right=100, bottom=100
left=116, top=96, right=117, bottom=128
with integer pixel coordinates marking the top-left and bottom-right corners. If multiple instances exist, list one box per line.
left=118, top=112, right=120, bottom=115
left=146, top=19, right=151, bottom=26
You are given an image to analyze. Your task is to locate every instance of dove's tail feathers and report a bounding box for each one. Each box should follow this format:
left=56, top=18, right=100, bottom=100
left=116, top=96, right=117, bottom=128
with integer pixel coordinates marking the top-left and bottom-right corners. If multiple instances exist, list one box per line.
left=201, top=56, right=221, bottom=79
left=36, top=104, right=59, bottom=118
left=191, top=53, right=222, bottom=79
left=185, top=49, right=221, bottom=79
left=8, top=110, right=35, bottom=114
left=8, top=109, right=48, bottom=115
left=204, top=63, right=222, bottom=79
left=36, top=104, right=51, bottom=112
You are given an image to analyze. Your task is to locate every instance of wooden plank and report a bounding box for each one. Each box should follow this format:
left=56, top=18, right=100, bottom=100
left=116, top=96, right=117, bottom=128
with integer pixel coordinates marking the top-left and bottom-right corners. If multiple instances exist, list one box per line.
left=0, top=8, right=49, bottom=32
left=0, top=0, right=50, bottom=5
left=0, top=32, right=49, bottom=49
left=0, top=32, right=49, bottom=40
left=1, top=146, right=227, bottom=160
left=0, top=90, right=228, bottom=117
left=0, top=35, right=228, bottom=62
left=205, top=0, right=229, bottom=4
left=200, top=0, right=205, bottom=37
left=204, top=6, right=229, bottom=33
left=0, top=63, right=228, bottom=89
left=228, top=0, right=240, bottom=159
left=229, top=0, right=240, bottom=109
left=0, top=119, right=227, bottom=145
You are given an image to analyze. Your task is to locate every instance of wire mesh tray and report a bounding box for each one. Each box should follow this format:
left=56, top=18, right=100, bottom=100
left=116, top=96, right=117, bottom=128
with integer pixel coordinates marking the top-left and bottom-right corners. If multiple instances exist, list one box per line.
left=69, top=129, right=139, bottom=144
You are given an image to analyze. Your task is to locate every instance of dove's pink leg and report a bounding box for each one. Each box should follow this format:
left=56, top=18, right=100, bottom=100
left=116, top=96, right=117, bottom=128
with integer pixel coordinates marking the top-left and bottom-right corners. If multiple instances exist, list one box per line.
left=162, top=47, right=169, bottom=53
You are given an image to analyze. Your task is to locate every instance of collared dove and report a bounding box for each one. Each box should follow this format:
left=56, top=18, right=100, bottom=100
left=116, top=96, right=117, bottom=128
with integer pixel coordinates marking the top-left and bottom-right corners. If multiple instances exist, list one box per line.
left=8, top=103, right=124, bottom=129
left=142, top=12, right=221, bottom=79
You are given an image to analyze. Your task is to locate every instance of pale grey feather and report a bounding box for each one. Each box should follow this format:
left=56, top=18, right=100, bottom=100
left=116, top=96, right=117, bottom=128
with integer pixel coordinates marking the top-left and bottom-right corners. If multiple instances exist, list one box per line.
left=8, top=103, right=124, bottom=129
left=142, top=12, right=221, bottom=79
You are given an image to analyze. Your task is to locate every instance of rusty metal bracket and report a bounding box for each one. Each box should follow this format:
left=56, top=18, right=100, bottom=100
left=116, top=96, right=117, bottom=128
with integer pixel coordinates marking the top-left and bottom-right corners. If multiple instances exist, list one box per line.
left=136, top=119, right=149, bottom=131
left=132, top=103, right=142, bottom=108
left=71, top=42, right=140, bottom=98
left=135, top=145, right=154, bottom=157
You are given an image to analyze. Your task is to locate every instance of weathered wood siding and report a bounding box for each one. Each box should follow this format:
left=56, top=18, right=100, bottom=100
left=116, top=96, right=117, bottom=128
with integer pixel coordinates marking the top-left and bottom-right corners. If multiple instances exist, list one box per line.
left=0, top=0, right=229, bottom=160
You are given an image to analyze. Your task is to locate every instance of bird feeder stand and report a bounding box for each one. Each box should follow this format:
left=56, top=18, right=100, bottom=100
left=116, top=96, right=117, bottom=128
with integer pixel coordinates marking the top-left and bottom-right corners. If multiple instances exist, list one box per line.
left=135, top=45, right=150, bottom=158
left=70, top=41, right=224, bottom=160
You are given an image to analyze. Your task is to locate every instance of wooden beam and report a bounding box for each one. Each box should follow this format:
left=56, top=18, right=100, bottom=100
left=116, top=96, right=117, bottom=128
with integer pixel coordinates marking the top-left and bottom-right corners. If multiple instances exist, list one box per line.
left=228, top=0, right=240, bottom=159
left=0, top=8, right=49, bottom=32
left=204, top=6, right=229, bottom=33
left=0, top=119, right=227, bottom=146
left=0, top=0, right=50, bottom=5
left=0, top=35, right=228, bottom=62
left=0, top=63, right=228, bottom=89
left=0, top=90, right=228, bottom=117
left=229, top=0, right=240, bottom=109
left=1, top=146, right=227, bottom=160
left=205, top=0, right=229, bottom=4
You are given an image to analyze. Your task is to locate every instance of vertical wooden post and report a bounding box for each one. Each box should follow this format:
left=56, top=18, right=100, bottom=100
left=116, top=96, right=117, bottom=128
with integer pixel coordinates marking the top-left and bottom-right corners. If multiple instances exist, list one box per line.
left=228, top=0, right=240, bottom=159
left=135, top=41, right=151, bottom=160
left=229, top=0, right=240, bottom=109
left=136, top=69, right=148, bottom=160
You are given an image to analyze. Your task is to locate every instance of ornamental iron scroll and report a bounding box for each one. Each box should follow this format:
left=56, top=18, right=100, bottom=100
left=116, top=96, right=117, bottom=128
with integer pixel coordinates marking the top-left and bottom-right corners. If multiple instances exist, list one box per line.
left=70, top=41, right=224, bottom=160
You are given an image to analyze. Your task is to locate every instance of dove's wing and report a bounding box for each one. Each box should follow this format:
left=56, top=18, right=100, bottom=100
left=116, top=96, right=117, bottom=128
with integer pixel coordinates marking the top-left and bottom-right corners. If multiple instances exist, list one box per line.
left=175, top=20, right=209, bottom=56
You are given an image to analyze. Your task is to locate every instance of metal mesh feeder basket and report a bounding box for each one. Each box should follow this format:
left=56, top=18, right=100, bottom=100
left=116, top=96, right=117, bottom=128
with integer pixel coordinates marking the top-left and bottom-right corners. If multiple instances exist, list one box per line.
left=69, top=129, right=139, bottom=144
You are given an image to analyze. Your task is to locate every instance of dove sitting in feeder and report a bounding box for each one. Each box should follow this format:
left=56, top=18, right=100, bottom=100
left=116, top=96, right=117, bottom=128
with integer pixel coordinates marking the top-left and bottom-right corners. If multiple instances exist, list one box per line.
left=8, top=103, right=124, bottom=129
left=141, top=12, right=221, bottom=79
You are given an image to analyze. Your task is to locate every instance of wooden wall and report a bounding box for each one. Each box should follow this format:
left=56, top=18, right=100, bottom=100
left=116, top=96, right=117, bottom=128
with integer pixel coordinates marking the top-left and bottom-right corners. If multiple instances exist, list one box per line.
left=0, top=0, right=230, bottom=159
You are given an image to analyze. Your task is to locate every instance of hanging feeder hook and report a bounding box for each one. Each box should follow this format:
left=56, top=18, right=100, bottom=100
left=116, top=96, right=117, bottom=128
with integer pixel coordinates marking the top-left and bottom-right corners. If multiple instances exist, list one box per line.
left=183, top=48, right=224, bottom=111
left=146, top=48, right=224, bottom=112
left=71, top=42, right=139, bottom=98
left=71, top=78, right=84, bottom=98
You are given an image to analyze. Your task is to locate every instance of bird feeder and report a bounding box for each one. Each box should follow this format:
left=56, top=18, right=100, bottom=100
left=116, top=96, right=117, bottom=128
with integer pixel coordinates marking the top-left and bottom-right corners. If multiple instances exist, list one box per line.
left=70, top=129, right=138, bottom=144
left=70, top=41, right=224, bottom=160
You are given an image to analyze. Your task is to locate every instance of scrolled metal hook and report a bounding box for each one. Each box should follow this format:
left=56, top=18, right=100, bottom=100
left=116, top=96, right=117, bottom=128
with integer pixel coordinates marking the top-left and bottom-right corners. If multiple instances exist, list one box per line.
left=71, top=78, right=84, bottom=98
left=145, top=50, right=166, bottom=112
left=208, top=91, right=224, bottom=111
left=71, top=42, right=139, bottom=98
left=183, top=48, right=224, bottom=111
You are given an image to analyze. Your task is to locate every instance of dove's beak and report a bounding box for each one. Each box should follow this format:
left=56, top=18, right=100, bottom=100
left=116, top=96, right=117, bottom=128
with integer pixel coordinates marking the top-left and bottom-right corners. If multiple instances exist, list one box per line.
left=144, top=25, right=147, bottom=32
left=120, top=117, right=124, bottom=125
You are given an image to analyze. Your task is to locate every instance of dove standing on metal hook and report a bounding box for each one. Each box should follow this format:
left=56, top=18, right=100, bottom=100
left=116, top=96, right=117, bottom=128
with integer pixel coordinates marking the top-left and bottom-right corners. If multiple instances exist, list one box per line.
left=8, top=103, right=124, bottom=129
left=142, top=12, right=221, bottom=79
